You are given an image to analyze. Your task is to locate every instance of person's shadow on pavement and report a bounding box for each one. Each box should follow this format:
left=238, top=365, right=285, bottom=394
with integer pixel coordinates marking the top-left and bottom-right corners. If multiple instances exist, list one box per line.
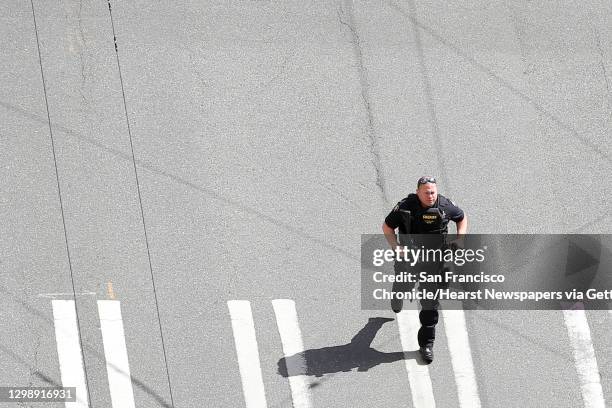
left=277, top=317, right=421, bottom=378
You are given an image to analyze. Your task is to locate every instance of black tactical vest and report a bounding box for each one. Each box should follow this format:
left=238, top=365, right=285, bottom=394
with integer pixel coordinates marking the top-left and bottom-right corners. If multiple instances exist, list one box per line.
left=418, top=206, right=445, bottom=234
left=399, top=195, right=449, bottom=234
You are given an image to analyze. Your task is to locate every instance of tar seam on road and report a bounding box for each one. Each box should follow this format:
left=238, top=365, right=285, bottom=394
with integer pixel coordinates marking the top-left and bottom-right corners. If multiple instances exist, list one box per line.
left=405, top=0, right=452, bottom=195
left=105, top=1, right=176, bottom=407
left=391, top=0, right=612, bottom=168
left=29, top=1, right=94, bottom=407
left=338, top=0, right=390, bottom=207
left=591, top=24, right=612, bottom=124
left=0, top=100, right=359, bottom=263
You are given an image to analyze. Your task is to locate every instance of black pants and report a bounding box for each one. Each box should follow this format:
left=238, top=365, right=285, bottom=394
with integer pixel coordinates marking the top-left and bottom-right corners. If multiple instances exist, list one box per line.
left=392, top=260, right=444, bottom=347
left=417, top=279, right=439, bottom=347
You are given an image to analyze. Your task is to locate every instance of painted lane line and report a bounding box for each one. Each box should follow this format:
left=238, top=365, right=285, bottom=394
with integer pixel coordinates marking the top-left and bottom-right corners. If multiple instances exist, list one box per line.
left=563, top=310, right=606, bottom=408
left=40, top=292, right=96, bottom=298
left=271, top=299, right=312, bottom=408
left=441, top=309, right=481, bottom=408
left=228, top=300, right=268, bottom=408
left=396, top=310, right=436, bottom=408
left=51, top=300, right=89, bottom=408
left=98, top=300, right=136, bottom=408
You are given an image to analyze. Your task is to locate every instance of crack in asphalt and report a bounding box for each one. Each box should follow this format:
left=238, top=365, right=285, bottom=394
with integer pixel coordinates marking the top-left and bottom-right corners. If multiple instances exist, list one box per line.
left=337, top=0, right=389, bottom=207
left=591, top=25, right=612, bottom=125
left=392, top=0, right=452, bottom=195
left=507, top=5, right=536, bottom=75
left=105, top=0, right=176, bottom=405
left=0, top=99, right=357, bottom=261
left=389, top=0, right=612, bottom=168
left=77, top=0, right=89, bottom=108
left=18, top=334, right=42, bottom=408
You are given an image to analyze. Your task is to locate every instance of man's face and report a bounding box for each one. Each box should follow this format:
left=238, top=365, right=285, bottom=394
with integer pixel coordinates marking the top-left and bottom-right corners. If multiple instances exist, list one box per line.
left=416, top=182, right=438, bottom=207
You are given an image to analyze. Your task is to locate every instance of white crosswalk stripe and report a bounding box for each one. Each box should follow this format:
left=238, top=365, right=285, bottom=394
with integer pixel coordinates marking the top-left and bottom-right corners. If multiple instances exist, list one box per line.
left=272, top=299, right=313, bottom=408
left=563, top=309, right=606, bottom=408
left=396, top=309, right=436, bottom=408
left=51, top=300, right=89, bottom=408
left=98, top=300, right=136, bottom=408
left=150, top=298, right=609, bottom=408
left=227, top=300, right=269, bottom=408
left=441, top=309, right=481, bottom=408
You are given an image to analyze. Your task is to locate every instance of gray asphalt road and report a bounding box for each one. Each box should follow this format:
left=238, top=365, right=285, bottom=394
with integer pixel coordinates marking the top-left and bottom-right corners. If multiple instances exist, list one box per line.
left=1, top=0, right=611, bottom=407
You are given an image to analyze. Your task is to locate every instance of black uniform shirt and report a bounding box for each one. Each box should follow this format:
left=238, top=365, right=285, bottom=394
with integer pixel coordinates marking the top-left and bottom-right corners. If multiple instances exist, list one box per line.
left=384, top=193, right=464, bottom=235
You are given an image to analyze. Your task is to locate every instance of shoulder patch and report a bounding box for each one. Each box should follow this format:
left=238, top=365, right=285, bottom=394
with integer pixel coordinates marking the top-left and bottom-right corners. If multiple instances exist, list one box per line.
left=442, top=195, right=456, bottom=206
left=393, top=196, right=411, bottom=211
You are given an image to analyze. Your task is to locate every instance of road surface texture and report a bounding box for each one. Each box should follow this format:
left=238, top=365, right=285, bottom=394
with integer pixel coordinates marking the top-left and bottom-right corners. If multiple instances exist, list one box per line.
left=1, top=0, right=611, bottom=407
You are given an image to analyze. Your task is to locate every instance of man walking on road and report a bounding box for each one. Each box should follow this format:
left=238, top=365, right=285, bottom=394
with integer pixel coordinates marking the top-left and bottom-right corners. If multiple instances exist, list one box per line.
left=382, top=176, right=468, bottom=363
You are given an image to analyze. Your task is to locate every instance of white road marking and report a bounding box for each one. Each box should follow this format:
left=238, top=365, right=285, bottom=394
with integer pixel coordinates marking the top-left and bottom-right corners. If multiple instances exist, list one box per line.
left=396, top=310, right=436, bottom=408
left=271, top=299, right=312, bottom=408
left=227, top=300, right=268, bottom=408
left=563, top=309, right=606, bottom=408
left=441, top=309, right=481, bottom=408
left=39, top=292, right=96, bottom=298
left=97, top=300, right=136, bottom=408
left=51, top=300, right=89, bottom=408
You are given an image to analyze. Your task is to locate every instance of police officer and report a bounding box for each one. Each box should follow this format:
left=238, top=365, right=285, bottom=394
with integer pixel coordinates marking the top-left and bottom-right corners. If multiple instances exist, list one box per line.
left=382, top=176, right=467, bottom=363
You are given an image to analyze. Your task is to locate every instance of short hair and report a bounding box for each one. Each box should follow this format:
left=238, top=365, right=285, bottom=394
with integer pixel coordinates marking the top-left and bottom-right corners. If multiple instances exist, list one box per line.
left=417, top=176, right=437, bottom=188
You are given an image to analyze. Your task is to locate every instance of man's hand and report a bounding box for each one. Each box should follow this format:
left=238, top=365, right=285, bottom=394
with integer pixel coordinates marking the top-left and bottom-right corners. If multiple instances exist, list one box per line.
left=382, top=222, right=399, bottom=249
left=449, top=236, right=465, bottom=251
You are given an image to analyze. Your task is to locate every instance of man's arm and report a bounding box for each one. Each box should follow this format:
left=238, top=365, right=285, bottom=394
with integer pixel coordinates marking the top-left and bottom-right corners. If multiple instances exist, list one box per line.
left=456, top=214, right=468, bottom=235
left=382, top=222, right=399, bottom=249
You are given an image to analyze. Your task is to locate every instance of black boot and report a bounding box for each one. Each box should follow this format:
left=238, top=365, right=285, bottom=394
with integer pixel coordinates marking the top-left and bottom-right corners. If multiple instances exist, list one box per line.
left=391, top=297, right=403, bottom=313
left=419, top=345, right=434, bottom=363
